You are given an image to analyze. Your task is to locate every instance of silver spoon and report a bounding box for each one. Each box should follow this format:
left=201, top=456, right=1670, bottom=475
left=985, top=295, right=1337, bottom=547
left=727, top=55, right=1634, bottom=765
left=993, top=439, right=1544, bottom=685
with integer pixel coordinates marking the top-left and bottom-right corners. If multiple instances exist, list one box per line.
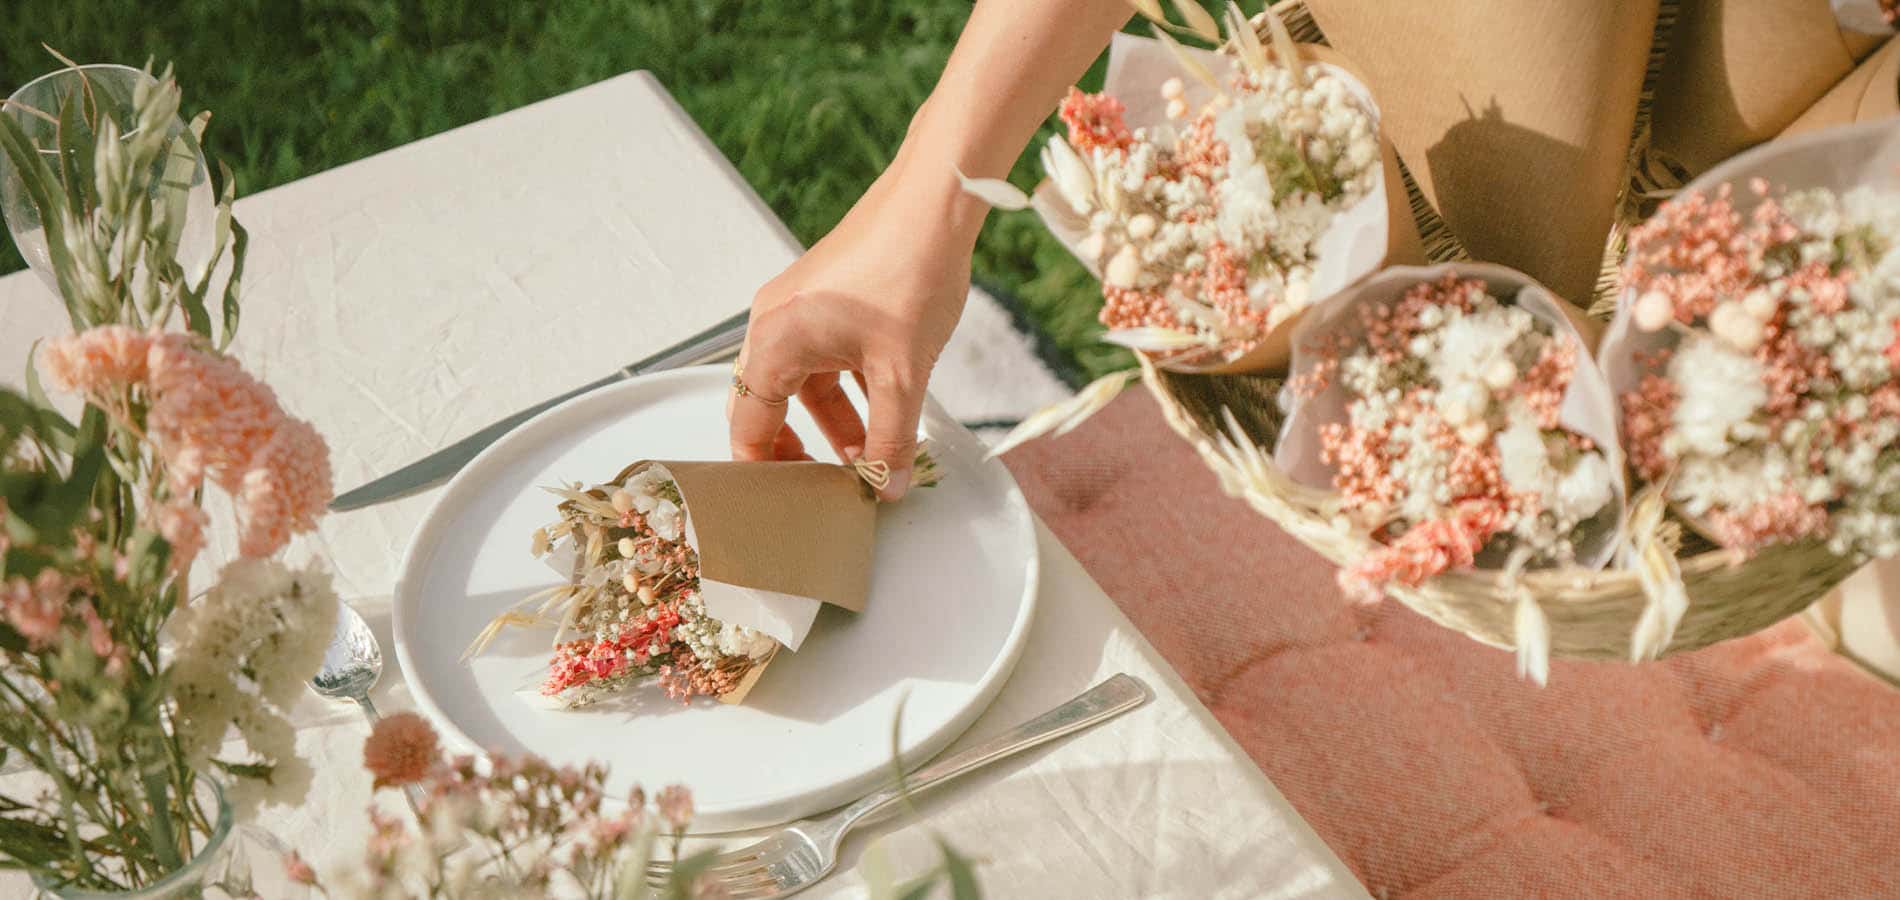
left=310, top=602, right=386, bottom=722
left=310, top=603, right=424, bottom=812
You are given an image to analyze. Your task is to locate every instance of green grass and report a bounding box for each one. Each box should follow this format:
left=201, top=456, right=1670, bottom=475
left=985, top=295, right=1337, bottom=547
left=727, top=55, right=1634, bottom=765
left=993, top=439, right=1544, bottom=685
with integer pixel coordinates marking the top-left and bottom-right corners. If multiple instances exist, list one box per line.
left=1, top=0, right=1144, bottom=380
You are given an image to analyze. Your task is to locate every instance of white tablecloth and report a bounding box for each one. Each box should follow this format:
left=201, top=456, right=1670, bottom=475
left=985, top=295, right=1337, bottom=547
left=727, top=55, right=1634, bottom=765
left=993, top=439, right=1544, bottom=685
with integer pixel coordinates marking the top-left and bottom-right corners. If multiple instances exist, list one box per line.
left=0, top=71, right=1364, bottom=899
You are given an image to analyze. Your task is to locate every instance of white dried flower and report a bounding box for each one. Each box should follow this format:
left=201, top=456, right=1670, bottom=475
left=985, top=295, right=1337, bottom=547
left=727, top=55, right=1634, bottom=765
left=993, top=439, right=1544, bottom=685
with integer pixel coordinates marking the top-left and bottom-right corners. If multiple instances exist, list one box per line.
left=1667, top=335, right=1766, bottom=458
left=648, top=499, right=682, bottom=542
left=166, top=559, right=338, bottom=813
left=1041, top=135, right=1095, bottom=216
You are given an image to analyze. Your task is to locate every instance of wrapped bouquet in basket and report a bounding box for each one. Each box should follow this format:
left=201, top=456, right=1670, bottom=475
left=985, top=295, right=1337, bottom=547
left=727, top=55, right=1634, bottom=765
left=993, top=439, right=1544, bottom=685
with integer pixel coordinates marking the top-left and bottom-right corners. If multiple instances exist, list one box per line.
left=970, top=4, right=1419, bottom=453
left=1603, top=120, right=1900, bottom=561
left=468, top=454, right=936, bottom=708
left=1071, top=4, right=1900, bottom=679
left=1275, top=264, right=1626, bottom=680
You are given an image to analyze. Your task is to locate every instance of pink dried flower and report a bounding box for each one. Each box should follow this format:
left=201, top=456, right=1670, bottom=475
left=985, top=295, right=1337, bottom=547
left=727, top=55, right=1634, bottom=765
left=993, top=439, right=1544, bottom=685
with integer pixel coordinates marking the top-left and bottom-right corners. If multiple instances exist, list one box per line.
left=364, top=711, right=440, bottom=789
left=37, top=325, right=153, bottom=394
left=1708, top=491, right=1831, bottom=552
left=1097, top=285, right=1182, bottom=333
left=1201, top=240, right=1266, bottom=342
left=1622, top=185, right=1763, bottom=324
left=1621, top=372, right=1679, bottom=481
left=656, top=784, right=693, bottom=831
left=364, top=807, right=410, bottom=869
left=1172, top=110, right=1228, bottom=183
left=234, top=417, right=333, bottom=558
left=154, top=499, right=208, bottom=575
left=1342, top=500, right=1508, bottom=600
left=1058, top=87, right=1133, bottom=154
left=146, top=334, right=286, bottom=495
left=1515, top=338, right=1577, bottom=430
left=77, top=603, right=117, bottom=661
left=282, top=850, right=318, bottom=886
left=4, top=571, right=69, bottom=647
left=543, top=602, right=681, bottom=697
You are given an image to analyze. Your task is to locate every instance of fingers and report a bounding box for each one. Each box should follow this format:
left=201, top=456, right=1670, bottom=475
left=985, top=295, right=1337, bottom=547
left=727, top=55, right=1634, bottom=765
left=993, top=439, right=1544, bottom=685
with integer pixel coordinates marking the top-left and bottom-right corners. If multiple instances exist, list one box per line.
left=772, top=424, right=812, bottom=461
left=728, top=327, right=805, bottom=462
left=862, top=364, right=928, bottom=501
left=798, top=371, right=867, bottom=462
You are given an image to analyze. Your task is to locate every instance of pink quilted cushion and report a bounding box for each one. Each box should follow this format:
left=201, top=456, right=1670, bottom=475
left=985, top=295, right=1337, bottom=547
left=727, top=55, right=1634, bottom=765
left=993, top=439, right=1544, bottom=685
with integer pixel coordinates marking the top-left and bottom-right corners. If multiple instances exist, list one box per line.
left=1002, top=389, right=1900, bottom=898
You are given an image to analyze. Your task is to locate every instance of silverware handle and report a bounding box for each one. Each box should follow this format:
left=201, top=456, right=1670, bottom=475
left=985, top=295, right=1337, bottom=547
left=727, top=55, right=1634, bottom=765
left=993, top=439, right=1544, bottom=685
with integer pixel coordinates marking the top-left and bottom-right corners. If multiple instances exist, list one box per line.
left=618, top=309, right=747, bottom=377
left=834, top=674, right=1151, bottom=830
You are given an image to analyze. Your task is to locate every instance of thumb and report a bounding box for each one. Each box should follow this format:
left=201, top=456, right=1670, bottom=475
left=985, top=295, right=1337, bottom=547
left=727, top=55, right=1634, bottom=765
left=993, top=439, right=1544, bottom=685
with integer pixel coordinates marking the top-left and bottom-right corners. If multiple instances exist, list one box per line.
left=861, top=366, right=927, bottom=501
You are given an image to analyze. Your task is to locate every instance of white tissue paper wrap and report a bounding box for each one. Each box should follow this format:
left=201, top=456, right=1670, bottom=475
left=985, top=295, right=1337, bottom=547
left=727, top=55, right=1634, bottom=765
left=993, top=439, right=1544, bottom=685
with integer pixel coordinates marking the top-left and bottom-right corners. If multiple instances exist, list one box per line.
left=1832, top=0, right=1898, bottom=36
left=1275, top=262, right=1629, bottom=569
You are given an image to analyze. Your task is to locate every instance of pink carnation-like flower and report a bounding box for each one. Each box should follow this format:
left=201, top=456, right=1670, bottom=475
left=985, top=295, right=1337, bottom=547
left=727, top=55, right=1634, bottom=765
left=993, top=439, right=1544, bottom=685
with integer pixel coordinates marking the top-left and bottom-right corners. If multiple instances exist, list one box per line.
left=363, top=711, right=441, bottom=789
left=37, top=325, right=153, bottom=394
left=1058, top=87, right=1133, bottom=154
left=146, top=334, right=286, bottom=495
left=235, top=417, right=333, bottom=558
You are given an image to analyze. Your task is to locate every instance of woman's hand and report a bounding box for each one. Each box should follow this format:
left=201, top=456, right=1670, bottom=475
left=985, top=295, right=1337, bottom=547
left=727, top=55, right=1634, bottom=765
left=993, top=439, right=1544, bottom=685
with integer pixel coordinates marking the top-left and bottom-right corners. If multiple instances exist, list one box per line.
left=728, top=149, right=987, bottom=500
left=726, top=0, right=1136, bottom=499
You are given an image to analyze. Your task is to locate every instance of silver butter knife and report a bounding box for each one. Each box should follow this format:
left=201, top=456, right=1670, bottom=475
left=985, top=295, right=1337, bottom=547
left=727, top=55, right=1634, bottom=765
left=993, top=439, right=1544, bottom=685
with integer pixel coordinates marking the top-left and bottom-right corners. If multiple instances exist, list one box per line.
left=330, top=309, right=749, bottom=511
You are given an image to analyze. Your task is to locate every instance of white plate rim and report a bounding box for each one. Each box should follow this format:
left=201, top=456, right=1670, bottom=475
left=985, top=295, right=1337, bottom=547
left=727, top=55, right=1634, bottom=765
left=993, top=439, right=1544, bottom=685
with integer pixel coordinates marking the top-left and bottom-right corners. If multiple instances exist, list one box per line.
left=389, top=364, right=1039, bottom=825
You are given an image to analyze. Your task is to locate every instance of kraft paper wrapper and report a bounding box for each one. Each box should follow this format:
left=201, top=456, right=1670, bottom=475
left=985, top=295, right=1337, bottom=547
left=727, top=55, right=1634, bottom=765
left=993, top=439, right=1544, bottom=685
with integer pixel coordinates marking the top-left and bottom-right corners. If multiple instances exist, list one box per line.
left=1781, top=36, right=1900, bottom=135
left=1651, top=0, right=1889, bottom=175
left=1599, top=119, right=1900, bottom=543
left=1274, top=262, right=1628, bottom=571
left=621, top=460, right=876, bottom=656
left=1030, top=33, right=1420, bottom=376
left=1306, top=0, right=1659, bottom=304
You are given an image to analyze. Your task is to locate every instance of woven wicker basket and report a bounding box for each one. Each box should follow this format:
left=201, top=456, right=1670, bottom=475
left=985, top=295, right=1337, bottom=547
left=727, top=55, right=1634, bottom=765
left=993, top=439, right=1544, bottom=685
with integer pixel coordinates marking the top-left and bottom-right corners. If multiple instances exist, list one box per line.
left=1140, top=0, right=1863, bottom=661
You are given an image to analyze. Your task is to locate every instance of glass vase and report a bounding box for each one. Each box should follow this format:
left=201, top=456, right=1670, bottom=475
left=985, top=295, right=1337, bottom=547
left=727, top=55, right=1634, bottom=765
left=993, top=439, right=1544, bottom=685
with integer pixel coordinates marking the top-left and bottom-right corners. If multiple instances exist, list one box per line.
left=29, top=777, right=307, bottom=900
left=0, top=63, right=215, bottom=296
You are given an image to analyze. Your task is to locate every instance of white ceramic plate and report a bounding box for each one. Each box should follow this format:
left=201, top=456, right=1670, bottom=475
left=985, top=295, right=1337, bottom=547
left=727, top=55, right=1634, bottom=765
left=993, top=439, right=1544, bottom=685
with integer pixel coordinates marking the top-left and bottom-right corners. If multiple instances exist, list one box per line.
left=392, top=365, right=1038, bottom=832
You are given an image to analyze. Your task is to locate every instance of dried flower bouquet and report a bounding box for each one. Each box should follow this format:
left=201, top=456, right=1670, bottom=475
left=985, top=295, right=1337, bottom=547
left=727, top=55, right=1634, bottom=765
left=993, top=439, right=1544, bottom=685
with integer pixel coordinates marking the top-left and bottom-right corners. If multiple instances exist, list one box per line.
left=970, top=4, right=1414, bottom=455
left=470, top=453, right=937, bottom=709
left=1609, top=172, right=1900, bottom=559
left=0, top=59, right=336, bottom=891
left=1280, top=270, right=1625, bottom=601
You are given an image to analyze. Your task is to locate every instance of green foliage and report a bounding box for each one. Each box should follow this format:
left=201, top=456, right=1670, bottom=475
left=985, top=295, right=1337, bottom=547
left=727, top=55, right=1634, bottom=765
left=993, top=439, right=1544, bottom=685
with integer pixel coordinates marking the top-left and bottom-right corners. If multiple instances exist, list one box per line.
left=0, top=0, right=1204, bottom=379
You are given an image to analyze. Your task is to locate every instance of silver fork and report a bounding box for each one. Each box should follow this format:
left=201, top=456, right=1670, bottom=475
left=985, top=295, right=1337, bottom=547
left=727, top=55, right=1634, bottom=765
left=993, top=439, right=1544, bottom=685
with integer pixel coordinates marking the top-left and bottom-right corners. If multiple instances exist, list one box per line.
left=646, top=673, right=1152, bottom=897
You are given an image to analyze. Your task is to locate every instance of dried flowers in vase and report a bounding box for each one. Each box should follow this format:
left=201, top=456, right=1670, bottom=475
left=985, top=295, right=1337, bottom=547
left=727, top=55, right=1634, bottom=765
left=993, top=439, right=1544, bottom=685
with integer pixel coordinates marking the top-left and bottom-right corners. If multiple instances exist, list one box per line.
left=0, top=58, right=336, bottom=892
